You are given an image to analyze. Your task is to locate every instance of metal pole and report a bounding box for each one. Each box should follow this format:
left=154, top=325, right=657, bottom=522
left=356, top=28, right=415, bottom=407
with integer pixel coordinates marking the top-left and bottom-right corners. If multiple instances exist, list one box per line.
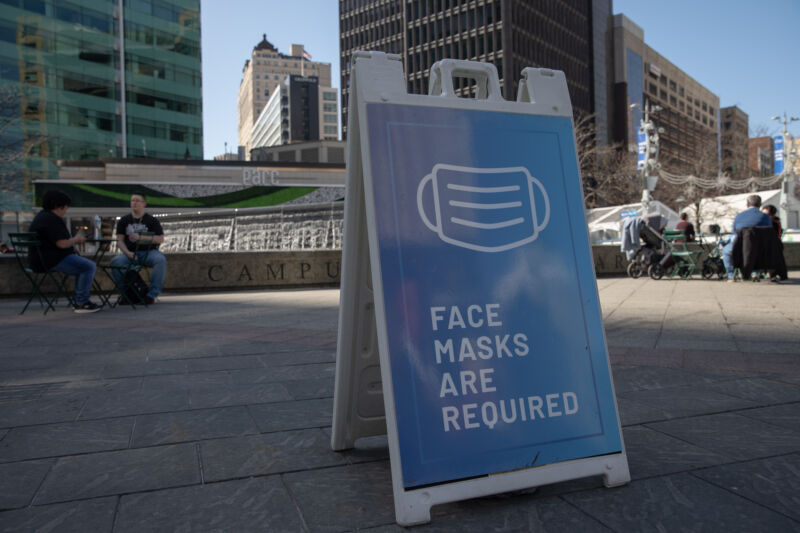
left=117, top=0, right=127, bottom=158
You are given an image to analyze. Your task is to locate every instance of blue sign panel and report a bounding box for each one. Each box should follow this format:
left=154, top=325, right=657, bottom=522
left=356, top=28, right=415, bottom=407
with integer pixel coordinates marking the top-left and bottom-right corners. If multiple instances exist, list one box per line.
left=637, top=129, right=647, bottom=170
left=366, top=103, right=622, bottom=489
left=774, top=135, right=784, bottom=174
left=620, top=209, right=639, bottom=218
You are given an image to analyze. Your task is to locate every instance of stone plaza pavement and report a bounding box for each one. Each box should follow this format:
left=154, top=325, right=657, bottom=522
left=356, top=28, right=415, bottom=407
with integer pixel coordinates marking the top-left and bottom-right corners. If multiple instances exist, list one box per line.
left=0, top=274, right=799, bottom=532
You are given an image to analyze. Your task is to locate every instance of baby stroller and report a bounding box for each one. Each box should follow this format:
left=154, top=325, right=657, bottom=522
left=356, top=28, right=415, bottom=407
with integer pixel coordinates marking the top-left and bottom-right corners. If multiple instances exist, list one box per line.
left=622, top=214, right=671, bottom=278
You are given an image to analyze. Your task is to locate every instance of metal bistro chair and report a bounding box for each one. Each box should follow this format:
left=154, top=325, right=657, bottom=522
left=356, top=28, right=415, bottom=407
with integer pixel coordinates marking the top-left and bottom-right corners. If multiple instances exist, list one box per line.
left=658, top=229, right=703, bottom=279
left=103, top=232, right=153, bottom=308
left=8, top=232, right=73, bottom=314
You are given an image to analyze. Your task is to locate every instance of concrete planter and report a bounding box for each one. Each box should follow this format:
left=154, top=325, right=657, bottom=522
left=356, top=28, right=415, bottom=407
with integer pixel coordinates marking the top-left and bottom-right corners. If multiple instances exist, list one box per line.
left=1, top=243, right=797, bottom=297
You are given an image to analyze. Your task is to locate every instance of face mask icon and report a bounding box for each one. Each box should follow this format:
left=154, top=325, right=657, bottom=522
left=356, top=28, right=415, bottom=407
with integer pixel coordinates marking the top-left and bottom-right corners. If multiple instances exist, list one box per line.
left=416, top=164, right=550, bottom=253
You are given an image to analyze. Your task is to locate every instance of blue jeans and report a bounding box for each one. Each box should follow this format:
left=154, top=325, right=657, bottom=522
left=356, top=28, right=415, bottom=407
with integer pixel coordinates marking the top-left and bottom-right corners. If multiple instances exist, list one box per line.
left=109, top=250, right=167, bottom=298
left=53, top=254, right=97, bottom=305
left=722, top=239, right=735, bottom=279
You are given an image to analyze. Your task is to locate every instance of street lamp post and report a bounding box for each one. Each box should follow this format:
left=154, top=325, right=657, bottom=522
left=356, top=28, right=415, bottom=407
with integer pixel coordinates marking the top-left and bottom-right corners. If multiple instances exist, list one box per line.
left=630, top=101, right=664, bottom=213
left=771, top=112, right=798, bottom=222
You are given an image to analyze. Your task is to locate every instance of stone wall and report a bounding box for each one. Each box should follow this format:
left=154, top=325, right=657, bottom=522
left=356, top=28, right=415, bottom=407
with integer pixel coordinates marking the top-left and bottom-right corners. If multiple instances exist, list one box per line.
left=2, top=244, right=798, bottom=297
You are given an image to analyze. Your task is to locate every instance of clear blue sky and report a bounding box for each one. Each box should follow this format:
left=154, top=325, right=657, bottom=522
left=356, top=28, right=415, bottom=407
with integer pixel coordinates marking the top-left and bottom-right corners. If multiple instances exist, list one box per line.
left=200, top=0, right=339, bottom=158
left=201, top=1, right=799, bottom=159
left=613, top=0, right=800, bottom=138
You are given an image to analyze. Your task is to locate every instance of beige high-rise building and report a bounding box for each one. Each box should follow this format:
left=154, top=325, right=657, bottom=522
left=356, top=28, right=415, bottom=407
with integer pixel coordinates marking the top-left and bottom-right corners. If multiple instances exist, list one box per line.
left=237, top=35, right=332, bottom=159
left=613, top=15, right=720, bottom=173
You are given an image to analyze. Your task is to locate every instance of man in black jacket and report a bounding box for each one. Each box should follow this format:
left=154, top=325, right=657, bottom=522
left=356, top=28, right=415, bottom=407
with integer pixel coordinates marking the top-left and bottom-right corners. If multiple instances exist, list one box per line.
left=28, top=190, right=101, bottom=313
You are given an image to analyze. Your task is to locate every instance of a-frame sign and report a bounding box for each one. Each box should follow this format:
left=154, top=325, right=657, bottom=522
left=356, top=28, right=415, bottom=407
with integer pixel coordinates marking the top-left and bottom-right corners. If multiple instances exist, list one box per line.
left=332, top=51, right=629, bottom=526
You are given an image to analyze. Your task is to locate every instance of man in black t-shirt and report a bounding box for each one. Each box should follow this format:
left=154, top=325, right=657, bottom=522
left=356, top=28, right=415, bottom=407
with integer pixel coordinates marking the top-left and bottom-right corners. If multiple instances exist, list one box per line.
left=28, top=190, right=101, bottom=313
left=108, top=193, right=167, bottom=304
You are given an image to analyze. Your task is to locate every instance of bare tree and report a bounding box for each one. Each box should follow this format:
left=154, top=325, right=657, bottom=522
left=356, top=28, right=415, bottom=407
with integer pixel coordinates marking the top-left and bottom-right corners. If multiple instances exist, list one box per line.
left=573, top=112, right=639, bottom=208
left=659, top=131, right=719, bottom=230
left=0, top=84, right=44, bottom=209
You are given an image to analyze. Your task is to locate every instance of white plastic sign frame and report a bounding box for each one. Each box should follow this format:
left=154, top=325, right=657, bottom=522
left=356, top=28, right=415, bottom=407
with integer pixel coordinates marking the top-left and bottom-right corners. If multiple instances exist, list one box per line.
left=332, top=51, right=629, bottom=526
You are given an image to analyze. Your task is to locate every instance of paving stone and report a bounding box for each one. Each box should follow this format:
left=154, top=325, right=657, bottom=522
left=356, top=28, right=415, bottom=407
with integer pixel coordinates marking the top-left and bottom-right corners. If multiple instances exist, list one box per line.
left=737, top=340, right=800, bottom=355
left=705, top=377, right=800, bottom=405
left=564, top=472, right=798, bottom=532
left=284, top=461, right=395, bottom=532
left=186, top=355, right=264, bottom=373
left=0, top=393, right=86, bottom=429
left=189, top=382, right=291, bottom=409
left=730, top=324, right=800, bottom=344
left=0, top=496, right=117, bottom=533
left=340, top=434, right=391, bottom=464
left=0, top=383, right=49, bottom=402
left=0, top=459, right=54, bottom=510
left=228, top=362, right=335, bottom=384
left=200, top=428, right=348, bottom=482
left=0, top=354, right=72, bottom=372
left=248, top=398, right=332, bottom=433
left=101, top=359, right=188, bottom=379
left=283, top=377, right=335, bottom=400
left=259, top=349, right=336, bottom=366
left=34, top=443, right=200, bottom=504
left=611, top=365, right=729, bottom=394
left=0, top=417, right=133, bottom=463
left=618, top=384, right=758, bottom=418
left=79, top=389, right=190, bottom=420
left=647, top=412, right=800, bottom=461
left=363, top=494, right=613, bottom=532
left=140, top=371, right=231, bottom=391
left=738, top=402, right=800, bottom=432
left=616, top=397, right=670, bottom=426
left=132, top=406, right=259, bottom=447
left=693, top=453, right=800, bottom=521
left=0, top=368, right=104, bottom=388
left=43, top=377, right=142, bottom=396
left=147, top=340, right=273, bottom=359
left=656, top=338, right=739, bottom=351
left=623, top=425, right=729, bottom=479
left=114, top=476, right=305, bottom=533
left=0, top=429, right=6, bottom=441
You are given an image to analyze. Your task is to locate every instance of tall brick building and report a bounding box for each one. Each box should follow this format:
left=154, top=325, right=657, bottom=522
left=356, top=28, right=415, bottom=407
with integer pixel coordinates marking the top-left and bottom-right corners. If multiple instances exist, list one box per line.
left=339, top=0, right=614, bottom=141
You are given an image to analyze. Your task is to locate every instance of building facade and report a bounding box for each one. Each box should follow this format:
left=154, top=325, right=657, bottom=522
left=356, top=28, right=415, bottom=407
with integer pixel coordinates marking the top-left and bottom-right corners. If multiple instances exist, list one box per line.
left=612, top=14, right=719, bottom=174
left=338, top=0, right=614, bottom=141
left=251, top=139, right=346, bottom=164
left=748, top=136, right=774, bottom=177
left=237, top=35, right=332, bottom=159
left=250, top=75, right=339, bottom=152
left=719, top=106, right=749, bottom=180
left=0, top=0, right=203, bottom=210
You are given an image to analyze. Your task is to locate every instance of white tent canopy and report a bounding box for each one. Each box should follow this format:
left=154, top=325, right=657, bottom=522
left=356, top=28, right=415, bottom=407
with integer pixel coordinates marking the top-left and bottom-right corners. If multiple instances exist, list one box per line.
left=681, top=189, right=780, bottom=234
left=586, top=201, right=679, bottom=243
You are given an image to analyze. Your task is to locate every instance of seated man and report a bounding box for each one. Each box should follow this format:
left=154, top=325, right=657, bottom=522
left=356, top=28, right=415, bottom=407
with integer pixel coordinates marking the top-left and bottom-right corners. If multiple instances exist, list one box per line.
left=721, top=194, right=772, bottom=282
left=675, top=212, right=695, bottom=242
left=28, top=190, right=101, bottom=313
left=109, top=193, right=167, bottom=304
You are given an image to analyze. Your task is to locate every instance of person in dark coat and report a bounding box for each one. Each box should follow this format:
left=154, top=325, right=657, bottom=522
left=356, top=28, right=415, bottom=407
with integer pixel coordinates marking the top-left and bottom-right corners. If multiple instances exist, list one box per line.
left=28, top=190, right=102, bottom=313
left=721, top=194, right=771, bottom=282
left=675, top=212, right=695, bottom=242
left=762, top=204, right=787, bottom=281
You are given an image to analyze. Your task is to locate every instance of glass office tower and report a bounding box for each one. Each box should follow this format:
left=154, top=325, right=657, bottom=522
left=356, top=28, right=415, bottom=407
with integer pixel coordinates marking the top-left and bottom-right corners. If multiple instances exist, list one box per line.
left=0, top=0, right=202, bottom=210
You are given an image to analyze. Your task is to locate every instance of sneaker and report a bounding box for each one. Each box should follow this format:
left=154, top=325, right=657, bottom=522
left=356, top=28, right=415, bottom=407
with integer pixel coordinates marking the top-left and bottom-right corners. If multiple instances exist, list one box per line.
left=726, top=278, right=736, bottom=283
left=73, top=301, right=101, bottom=314
left=145, top=296, right=156, bottom=305
left=770, top=277, right=780, bottom=283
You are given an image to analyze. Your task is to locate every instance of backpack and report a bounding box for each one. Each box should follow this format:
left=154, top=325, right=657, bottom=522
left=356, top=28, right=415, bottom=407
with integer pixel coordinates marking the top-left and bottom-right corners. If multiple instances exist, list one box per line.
left=123, top=270, right=149, bottom=304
